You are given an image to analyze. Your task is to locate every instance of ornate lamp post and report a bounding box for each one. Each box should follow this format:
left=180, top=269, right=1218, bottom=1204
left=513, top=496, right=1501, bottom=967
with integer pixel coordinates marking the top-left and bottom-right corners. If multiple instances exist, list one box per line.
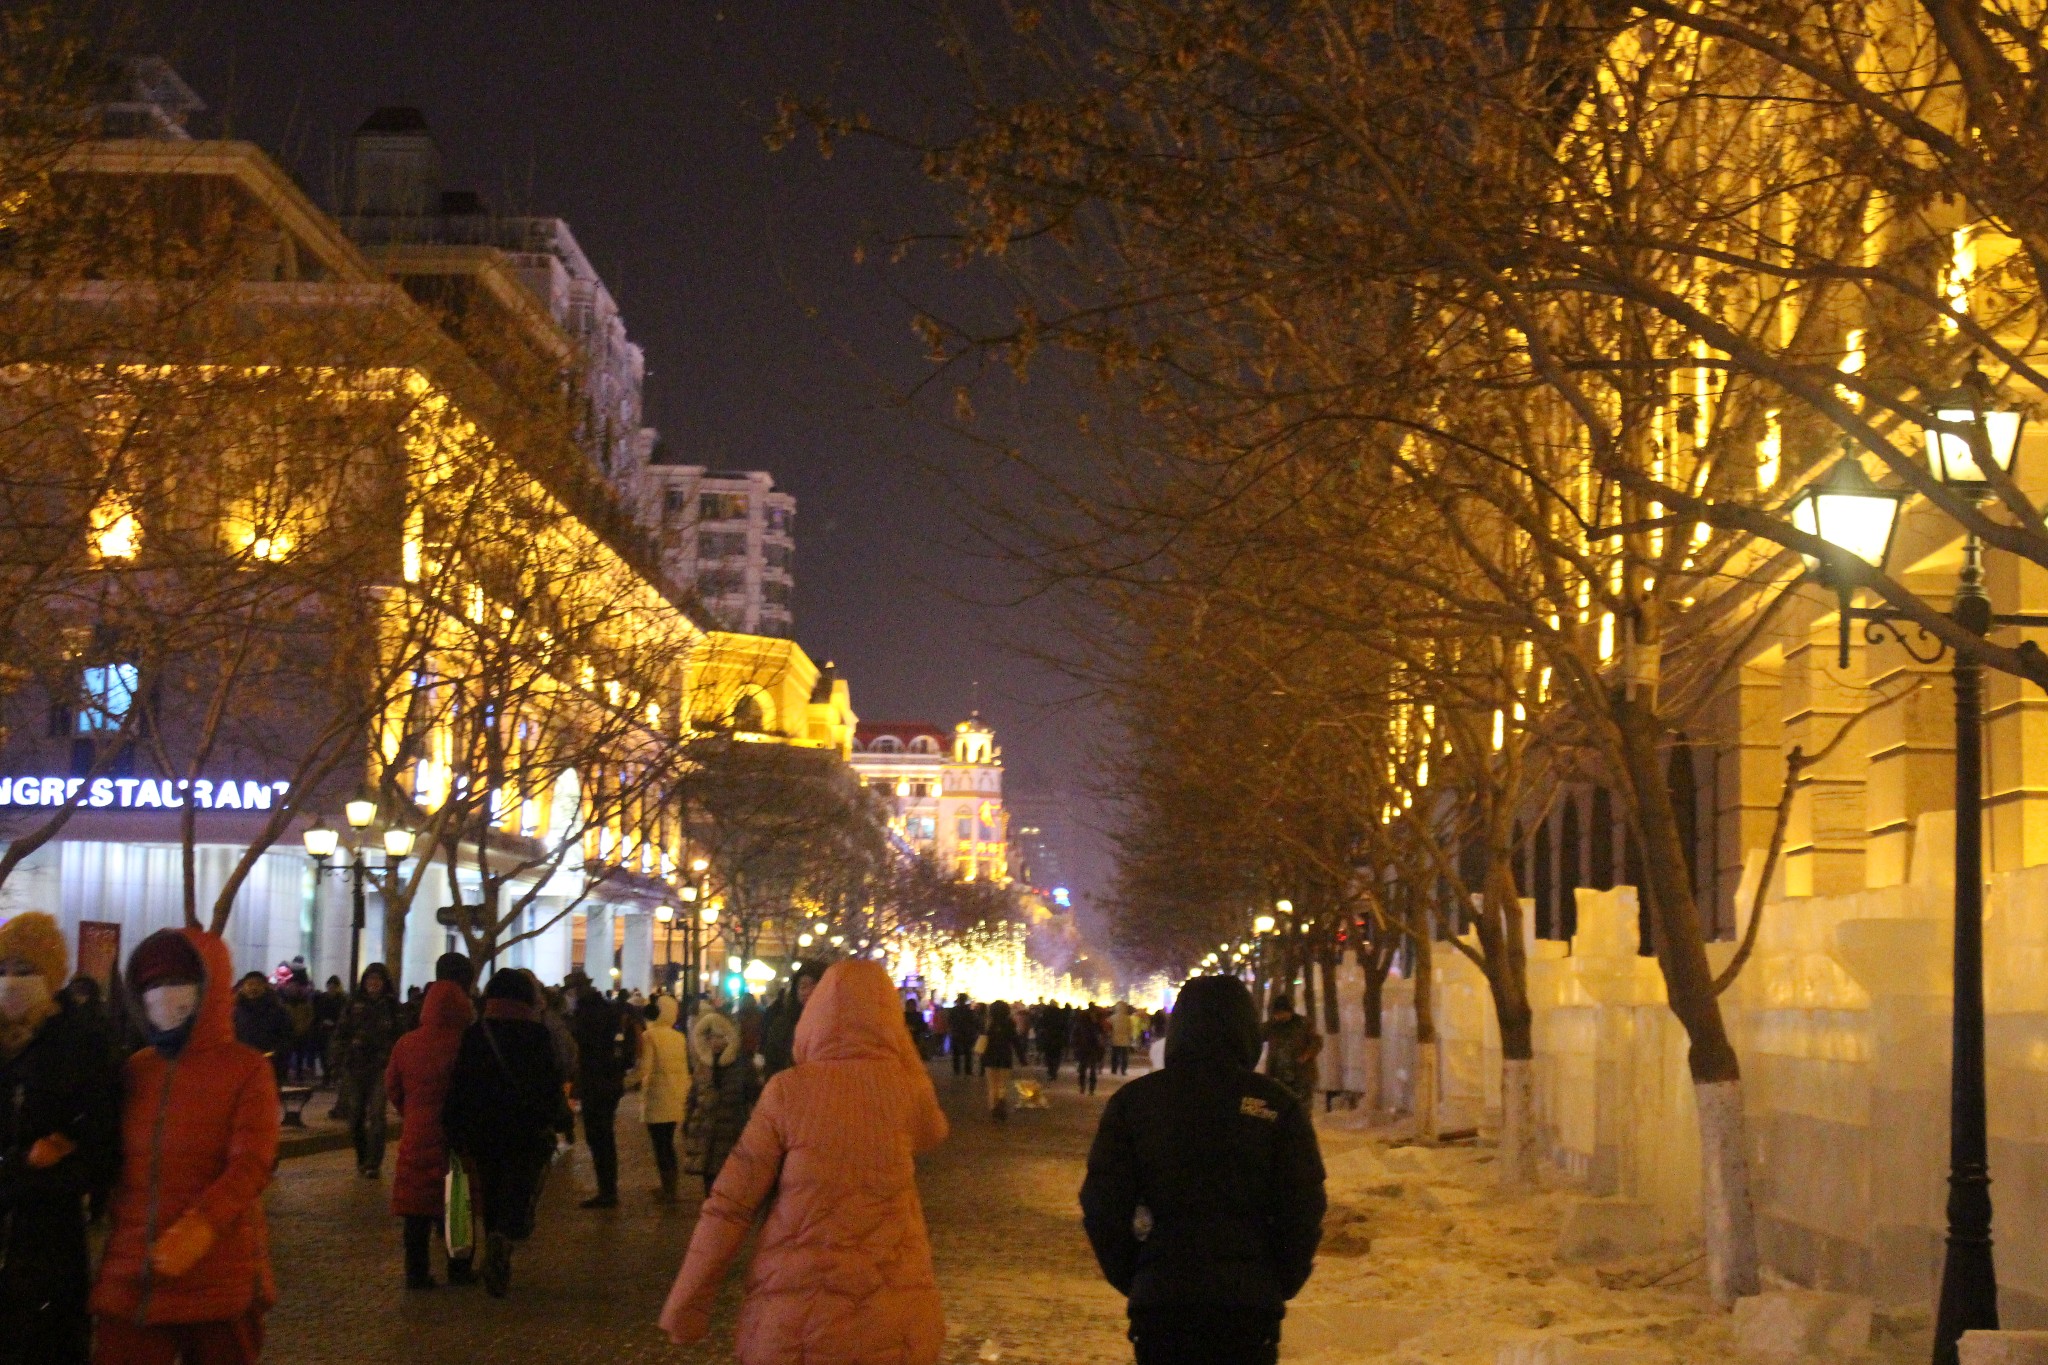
left=1788, top=372, right=2031, bottom=1365
left=304, top=804, right=412, bottom=991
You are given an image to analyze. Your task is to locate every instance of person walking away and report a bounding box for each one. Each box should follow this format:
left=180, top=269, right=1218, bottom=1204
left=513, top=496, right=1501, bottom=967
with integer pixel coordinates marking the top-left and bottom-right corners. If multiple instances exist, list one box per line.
left=978, top=1001, right=1021, bottom=1120
left=1036, top=1003, right=1071, bottom=1082
left=564, top=971, right=626, bottom=1208
left=1109, top=1002, right=1139, bottom=1076
left=333, top=963, right=403, bottom=1177
left=1081, top=975, right=1325, bottom=1365
left=535, top=983, right=578, bottom=1154
left=1072, top=1005, right=1107, bottom=1095
left=635, top=995, right=691, bottom=1202
left=659, top=960, right=948, bottom=1362
left=1260, top=995, right=1321, bottom=1111
left=91, top=928, right=280, bottom=1365
left=385, top=973, right=476, bottom=1289
left=0, top=912, right=120, bottom=1365
left=443, top=970, right=564, bottom=1298
left=231, top=973, right=294, bottom=1089
left=946, top=993, right=980, bottom=1078
left=760, top=961, right=824, bottom=1081
left=684, top=1002, right=753, bottom=1195
left=312, top=976, right=345, bottom=1087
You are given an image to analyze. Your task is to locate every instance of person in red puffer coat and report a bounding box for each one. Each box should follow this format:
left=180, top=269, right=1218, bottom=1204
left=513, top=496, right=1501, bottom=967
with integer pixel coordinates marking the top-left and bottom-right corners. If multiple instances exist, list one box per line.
left=91, top=927, right=279, bottom=1365
left=385, top=966, right=476, bottom=1290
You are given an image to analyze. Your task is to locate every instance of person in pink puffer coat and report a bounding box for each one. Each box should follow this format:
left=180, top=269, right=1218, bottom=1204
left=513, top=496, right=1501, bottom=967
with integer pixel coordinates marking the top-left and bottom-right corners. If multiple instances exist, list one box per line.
left=659, top=958, right=949, bottom=1363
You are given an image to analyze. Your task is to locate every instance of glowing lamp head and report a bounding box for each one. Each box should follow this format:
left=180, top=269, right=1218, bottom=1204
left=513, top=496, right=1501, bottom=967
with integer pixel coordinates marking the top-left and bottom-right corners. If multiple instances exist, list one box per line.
left=1924, top=365, right=2024, bottom=493
left=797, top=932, right=813, bottom=947
left=680, top=885, right=698, bottom=902
left=1275, top=899, right=1293, bottom=915
left=691, top=858, right=710, bottom=873
left=1787, top=459, right=1904, bottom=578
left=301, top=822, right=339, bottom=861
left=382, top=827, right=416, bottom=859
left=344, top=797, right=376, bottom=830
left=700, top=905, right=720, bottom=926
left=655, top=904, right=675, bottom=924
left=1253, top=914, right=1276, bottom=935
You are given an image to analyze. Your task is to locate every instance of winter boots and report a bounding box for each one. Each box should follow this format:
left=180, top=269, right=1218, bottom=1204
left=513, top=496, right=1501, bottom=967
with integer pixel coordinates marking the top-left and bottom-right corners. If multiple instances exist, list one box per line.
left=402, top=1215, right=437, bottom=1290
left=656, top=1167, right=679, bottom=1203
left=481, top=1231, right=513, bottom=1298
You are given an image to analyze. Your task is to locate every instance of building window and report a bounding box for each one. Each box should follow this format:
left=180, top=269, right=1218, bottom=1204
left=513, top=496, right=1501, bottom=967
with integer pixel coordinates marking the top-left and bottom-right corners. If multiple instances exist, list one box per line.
left=699, top=529, right=748, bottom=558
left=700, top=492, right=749, bottom=522
left=870, top=736, right=902, bottom=753
left=662, top=487, right=690, bottom=521
left=912, top=816, right=935, bottom=839
left=957, top=816, right=972, bottom=840
left=78, top=663, right=139, bottom=734
left=766, top=506, right=792, bottom=534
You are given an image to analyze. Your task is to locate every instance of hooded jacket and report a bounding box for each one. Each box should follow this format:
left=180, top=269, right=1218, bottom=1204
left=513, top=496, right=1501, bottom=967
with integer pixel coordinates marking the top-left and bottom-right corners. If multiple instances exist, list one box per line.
left=660, top=960, right=949, bottom=1365
left=384, top=980, right=476, bottom=1217
left=1079, top=975, right=1325, bottom=1322
left=635, top=997, right=691, bottom=1126
left=91, top=930, right=280, bottom=1325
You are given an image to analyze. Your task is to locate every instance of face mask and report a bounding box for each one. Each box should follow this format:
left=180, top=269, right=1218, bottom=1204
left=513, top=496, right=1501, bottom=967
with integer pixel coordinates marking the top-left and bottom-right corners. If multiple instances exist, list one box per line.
left=0, top=972, right=50, bottom=1022
left=144, top=983, right=200, bottom=1033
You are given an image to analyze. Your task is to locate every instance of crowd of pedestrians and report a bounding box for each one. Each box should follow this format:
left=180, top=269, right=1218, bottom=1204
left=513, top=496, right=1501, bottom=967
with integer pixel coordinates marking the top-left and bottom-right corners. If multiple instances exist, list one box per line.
left=0, top=899, right=1330, bottom=1365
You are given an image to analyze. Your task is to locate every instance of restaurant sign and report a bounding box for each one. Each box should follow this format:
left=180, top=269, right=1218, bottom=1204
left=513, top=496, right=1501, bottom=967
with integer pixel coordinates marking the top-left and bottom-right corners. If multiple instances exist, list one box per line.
left=0, top=775, right=291, bottom=811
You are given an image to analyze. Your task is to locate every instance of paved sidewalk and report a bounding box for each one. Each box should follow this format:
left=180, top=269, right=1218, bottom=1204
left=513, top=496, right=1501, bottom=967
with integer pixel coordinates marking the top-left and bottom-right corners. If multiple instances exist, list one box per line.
left=263, top=1060, right=1137, bottom=1364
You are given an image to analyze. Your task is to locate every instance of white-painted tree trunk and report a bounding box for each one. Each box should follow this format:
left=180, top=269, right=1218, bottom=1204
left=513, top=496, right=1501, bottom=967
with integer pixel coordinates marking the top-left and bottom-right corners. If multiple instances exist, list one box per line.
left=1499, top=1057, right=1538, bottom=1189
left=1414, top=1040, right=1439, bottom=1142
left=1360, top=1037, right=1383, bottom=1117
left=1696, top=1079, right=1760, bottom=1306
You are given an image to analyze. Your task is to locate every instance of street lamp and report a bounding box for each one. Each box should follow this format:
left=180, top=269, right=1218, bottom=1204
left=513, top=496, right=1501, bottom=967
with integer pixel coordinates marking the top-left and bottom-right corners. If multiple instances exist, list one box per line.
left=1790, top=381, right=2039, bottom=1365
left=304, top=810, right=408, bottom=992
left=1253, top=914, right=1277, bottom=935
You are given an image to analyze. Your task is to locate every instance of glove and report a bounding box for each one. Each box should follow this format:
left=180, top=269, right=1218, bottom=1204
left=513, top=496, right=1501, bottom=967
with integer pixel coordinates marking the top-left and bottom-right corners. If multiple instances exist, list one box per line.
left=148, top=1212, right=217, bottom=1279
left=27, top=1133, right=77, bottom=1169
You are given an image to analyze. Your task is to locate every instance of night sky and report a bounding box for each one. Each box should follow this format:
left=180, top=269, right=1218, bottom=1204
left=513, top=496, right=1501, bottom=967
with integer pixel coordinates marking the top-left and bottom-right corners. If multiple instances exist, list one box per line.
left=161, top=1, right=1113, bottom=920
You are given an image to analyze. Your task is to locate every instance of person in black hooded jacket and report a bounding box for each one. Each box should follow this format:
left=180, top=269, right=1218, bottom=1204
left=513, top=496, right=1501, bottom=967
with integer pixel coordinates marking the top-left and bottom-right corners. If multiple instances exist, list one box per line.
left=1080, top=974, right=1325, bottom=1365
left=444, top=968, right=564, bottom=1297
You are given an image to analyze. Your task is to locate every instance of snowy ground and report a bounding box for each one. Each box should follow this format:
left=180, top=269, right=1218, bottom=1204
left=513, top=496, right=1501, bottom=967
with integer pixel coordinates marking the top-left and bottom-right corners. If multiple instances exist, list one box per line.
left=1292, top=1114, right=1932, bottom=1365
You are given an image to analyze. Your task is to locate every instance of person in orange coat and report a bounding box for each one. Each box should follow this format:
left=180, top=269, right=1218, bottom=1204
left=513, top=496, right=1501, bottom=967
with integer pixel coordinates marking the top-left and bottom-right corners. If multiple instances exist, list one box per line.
left=91, top=928, right=279, bottom=1365
left=659, top=958, right=949, bottom=1364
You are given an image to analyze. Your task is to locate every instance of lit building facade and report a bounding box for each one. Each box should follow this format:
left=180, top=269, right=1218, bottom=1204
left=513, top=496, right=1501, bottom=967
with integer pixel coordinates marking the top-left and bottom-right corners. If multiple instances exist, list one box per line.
left=850, top=716, right=1009, bottom=881
left=0, top=80, right=847, bottom=1003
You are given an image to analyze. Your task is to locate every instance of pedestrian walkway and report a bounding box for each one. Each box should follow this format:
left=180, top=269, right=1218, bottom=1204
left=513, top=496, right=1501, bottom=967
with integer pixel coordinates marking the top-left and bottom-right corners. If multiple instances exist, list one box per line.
left=264, top=1059, right=1135, bottom=1364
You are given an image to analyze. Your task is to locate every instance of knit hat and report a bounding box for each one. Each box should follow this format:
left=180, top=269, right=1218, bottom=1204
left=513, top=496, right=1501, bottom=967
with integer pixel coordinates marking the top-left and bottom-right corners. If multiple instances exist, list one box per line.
left=127, top=928, right=205, bottom=992
left=483, top=969, right=537, bottom=1006
left=0, top=912, right=67, bottom=984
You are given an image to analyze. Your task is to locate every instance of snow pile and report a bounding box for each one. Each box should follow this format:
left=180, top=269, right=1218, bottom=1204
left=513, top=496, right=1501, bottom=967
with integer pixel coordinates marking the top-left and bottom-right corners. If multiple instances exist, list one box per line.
left=1287, top=1120, right=1926, bottom=1365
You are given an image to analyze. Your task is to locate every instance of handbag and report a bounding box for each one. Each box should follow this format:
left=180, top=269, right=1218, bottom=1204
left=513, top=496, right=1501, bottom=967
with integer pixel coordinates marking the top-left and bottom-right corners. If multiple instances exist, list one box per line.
left=445, top=1154, right=477, bottom=1258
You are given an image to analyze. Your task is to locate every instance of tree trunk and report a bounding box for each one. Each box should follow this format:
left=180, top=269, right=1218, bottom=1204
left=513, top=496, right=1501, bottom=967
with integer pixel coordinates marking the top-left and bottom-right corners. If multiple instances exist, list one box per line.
left=1482, top=859, right=1540, bottom=1188
left=1616, top=696, right=1759, bottom=1304
left=1409, top=901, right=1438, bottom=1141
left=382, top=891, right=408, bottom=992
left=1363, top=948, right=1388, bottom=1115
